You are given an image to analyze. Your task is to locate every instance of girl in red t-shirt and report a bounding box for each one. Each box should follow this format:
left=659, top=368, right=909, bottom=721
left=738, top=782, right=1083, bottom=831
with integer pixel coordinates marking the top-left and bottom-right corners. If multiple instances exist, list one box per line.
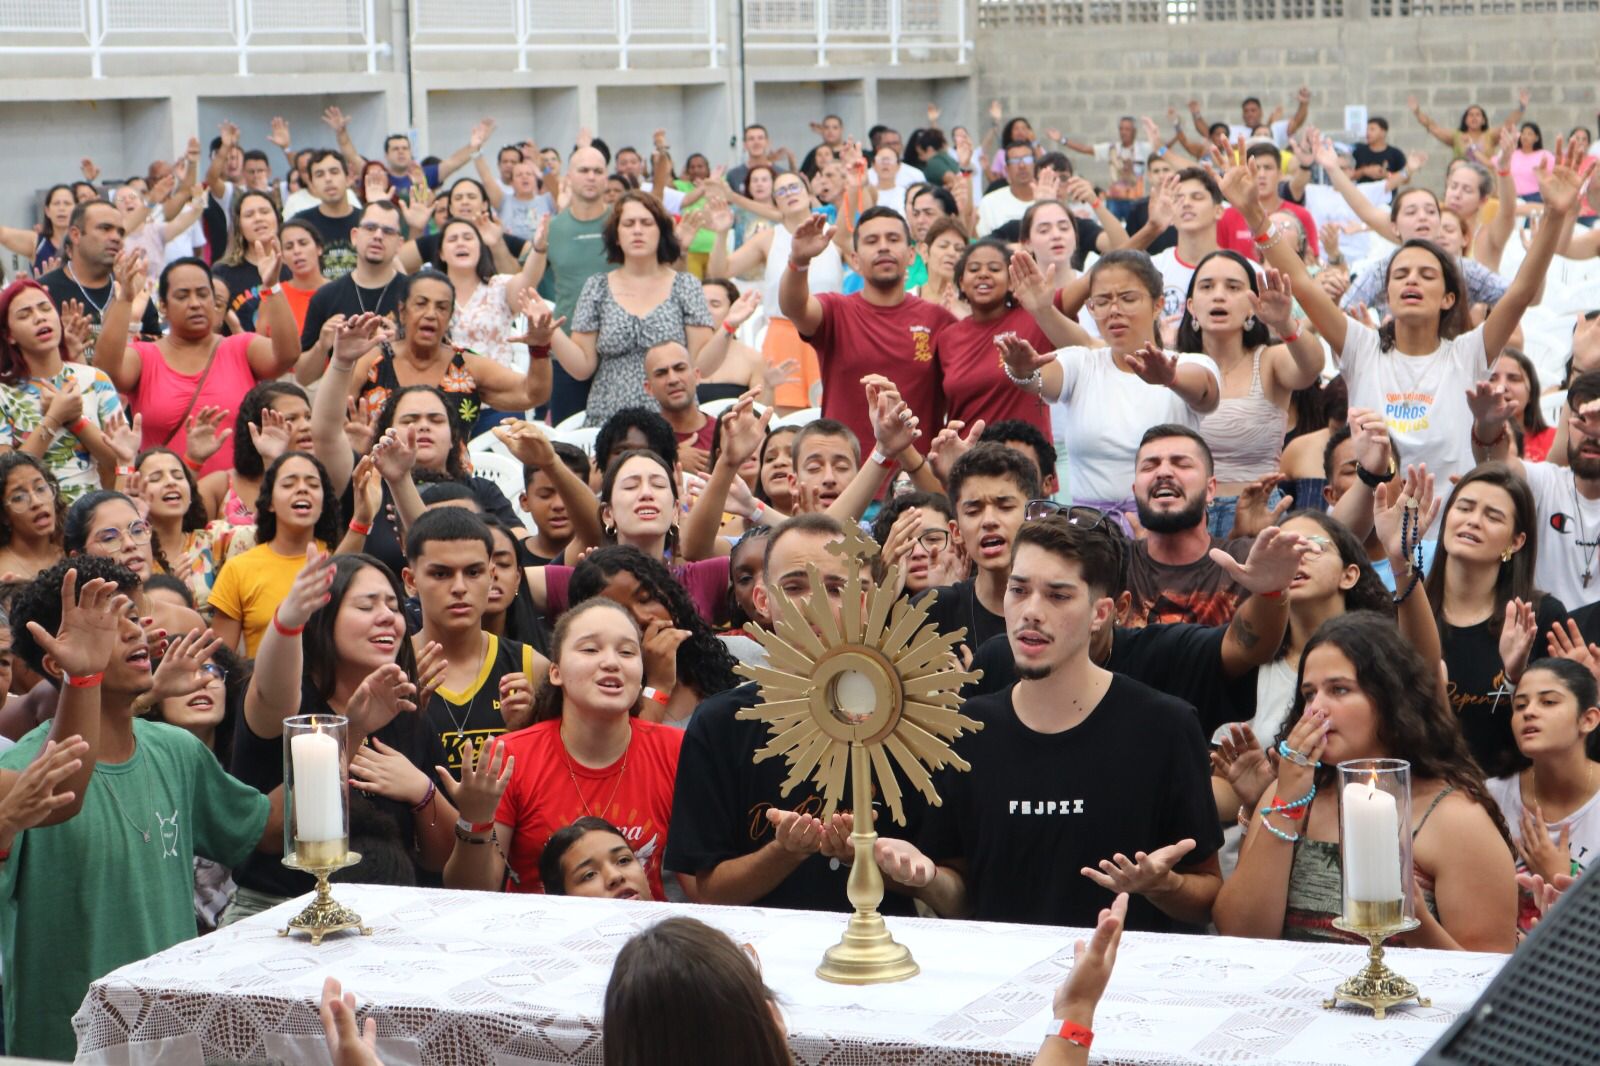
left=441, top=598, right=683, bottom=897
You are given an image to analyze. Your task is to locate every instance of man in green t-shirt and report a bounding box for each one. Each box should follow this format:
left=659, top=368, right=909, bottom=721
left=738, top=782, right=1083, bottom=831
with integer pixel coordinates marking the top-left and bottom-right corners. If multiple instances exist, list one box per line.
left=0, top=558, right=278, bottom=1060
left=536, top=145, right=614, bottom=423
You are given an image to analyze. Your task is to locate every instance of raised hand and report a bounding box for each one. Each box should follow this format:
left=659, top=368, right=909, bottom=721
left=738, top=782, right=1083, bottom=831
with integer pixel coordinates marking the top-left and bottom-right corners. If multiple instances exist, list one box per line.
left=498, top=671, right=534, bottom=728
left=319, top=977, right=382, bottom=1066
left=928, top=418, right=984, bottom=484
left=1547, top=619, right=1600, bottom=682
left=1124, top=341, right=1180, bottom=388
left=350, top=454, right=383, bottom=527
left=80, top=158, right=101, bottom=183
left=401, top=185, right=433, bottom=234
left=1274, top=702, right=1330, bottom=803
left=1217, top=163, right=1257, bottom=212
left=1253, top=268, right=1298, bottom=336
left=1211, top=723, right=1275, bottom=810
left=491, top=419, right=557, bottom=470
left=1062, top=176, right=1097, bottom=206
left=1535, top=137, right=1584, bottom=216
left=865, top=377, right=919, bottom=456
left=1052, top=892, right=1128, bottom=1027
left=1346, top=407, right=1391, bottom=481
left=148, top=627, right=225, bottom=701
left=1318, top=222, right=1342, bottom=261
left=358, top=167, right=392, bottom=203
left=346, top=662, right=418, bottom=736
left=267, top=117, right=291, bottom=150
left=276, top=545, right=337, bottom=632
left=1209, top=524, right=1311, bottom=595
left=1464, top=378, right=1515, bottom=430
left=183, top=405, right=232, bottom=465
left=988, top=99, right=1004, bottom=125
left=0, top=736, right=90, bottom=836
left=1374, top=464, right=1441, bottom=563
left=1147, top=172, right=1179, bottom=231
left=995, top=331, right=1055, bottom=381
left=1006, top=249, right=1057, bottom=314
left=926, top=102, right=941, bottom=126
left=343, top=398, right=377, bottom=457
left=1498, top=597, right=1540, bottom=685
left=351, top=736, right=432, bottom=805
left=788, top=213, right=836, bottom=263
left=218, top=121, right=240, bottom=148
left=436, top=737, right=514, bottom=827
left=1082, top=838, right=1196, bottom=895
left=102, top=410, right=142, bottom=468
left=1034, top=167, right=1063, bottom=204
left=332, top=312, right=388, bottom=369
left=720, top=392, right=773, bottom=467
left=26, top=571, right=131, bottom=681
left=508, top=291, right=565, bottom=349
left=248, top=404, right=293, bottom=464
left=112, top=249, right=150, bottom=305
left=370, top=425, right=419, bottom=482
left=321, top=106, right=349, bottom=133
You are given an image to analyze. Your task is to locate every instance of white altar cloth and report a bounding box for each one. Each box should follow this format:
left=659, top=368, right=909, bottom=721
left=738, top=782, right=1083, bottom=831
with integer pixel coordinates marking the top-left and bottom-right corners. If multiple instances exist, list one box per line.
left=73, top=885, right=1505, bottom=1065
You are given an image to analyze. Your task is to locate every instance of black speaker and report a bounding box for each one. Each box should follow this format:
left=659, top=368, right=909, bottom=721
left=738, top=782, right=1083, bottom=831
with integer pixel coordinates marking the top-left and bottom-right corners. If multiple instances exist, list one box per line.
left=1418, top=871, right=1600, bottom=1065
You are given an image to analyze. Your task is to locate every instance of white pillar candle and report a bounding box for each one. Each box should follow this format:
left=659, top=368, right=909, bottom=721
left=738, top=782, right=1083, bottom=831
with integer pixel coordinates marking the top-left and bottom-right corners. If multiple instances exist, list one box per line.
left=1342, top=779, right=1402, bottom=901
left=290, top=731, right=343, bottom=843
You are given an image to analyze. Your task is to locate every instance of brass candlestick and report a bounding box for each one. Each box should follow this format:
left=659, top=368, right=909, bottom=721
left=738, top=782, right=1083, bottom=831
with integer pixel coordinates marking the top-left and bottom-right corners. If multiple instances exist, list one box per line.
left=279, top=843, right=371, bottom=946
left=1322, top=905, right=1430, bottom=1018
left=736, top=524, right=981, bottom=985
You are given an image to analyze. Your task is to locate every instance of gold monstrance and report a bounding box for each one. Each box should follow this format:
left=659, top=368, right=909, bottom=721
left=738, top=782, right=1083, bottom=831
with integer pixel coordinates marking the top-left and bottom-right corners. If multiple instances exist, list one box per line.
left=736, top=523, right=983, bottom=984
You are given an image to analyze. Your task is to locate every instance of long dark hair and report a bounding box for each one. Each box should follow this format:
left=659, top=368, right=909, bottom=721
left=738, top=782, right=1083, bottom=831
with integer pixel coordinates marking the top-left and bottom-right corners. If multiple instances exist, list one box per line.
left=372, top=385, right=468, bottom=479
left=254, top=451, right=342, bottom=548
left=1277, top=510, right=1391, bottom=656
left=1377, top=238, right=1470, bottom=353
left=1175, top=249, right=1272, bottom=352
left=0, top=452, right=63, bottom=549
left=1496, top=348, right=1549, bottom=436
left=429, top=217, right=495, bottom=283
left=1276, top=612, right=1514, bottom=848
left=1507, top=658, right=1600, bottom=769
left=40, top=184, right=73, bottom=240
left=1423, top=463, right=1541, bottom=639
left=604, top=916, right=791, bottom=1066
left=145, top=642, right=249, bottom=765
left=599, top=450, right=681, bottom=554
left=135, top=447, right=208, bottom=573
left=303, top=554, right=420, bottom=701
left=754, top=426, right=798, bottom=507
left=480, top=514, right=547, bottom=649
left=232, top=381, right=311, bottom=479
left=569, top=545, right=740, bottom=698
left=65, top=490, right=169, bottom=574
left=540, top=816, right=634, bottom=896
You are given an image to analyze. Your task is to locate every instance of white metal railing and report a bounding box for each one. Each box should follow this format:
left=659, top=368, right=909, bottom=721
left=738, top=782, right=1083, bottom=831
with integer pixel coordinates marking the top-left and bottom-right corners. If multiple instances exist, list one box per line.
left=743, top=0, right=969, bottom=64
left=0, top=0, right=388, bottom=76
left=408, top=0, right=724, bottom=71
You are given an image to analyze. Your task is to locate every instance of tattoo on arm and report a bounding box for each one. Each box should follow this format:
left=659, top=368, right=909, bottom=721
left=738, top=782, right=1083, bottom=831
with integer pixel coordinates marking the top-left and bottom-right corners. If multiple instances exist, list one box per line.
left=1230, top=612, right=1260, bottom=650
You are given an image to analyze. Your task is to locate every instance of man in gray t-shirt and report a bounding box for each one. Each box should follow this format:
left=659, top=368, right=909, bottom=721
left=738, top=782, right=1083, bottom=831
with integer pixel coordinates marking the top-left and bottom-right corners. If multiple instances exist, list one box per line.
left=540, top=147, right=613, bottom=422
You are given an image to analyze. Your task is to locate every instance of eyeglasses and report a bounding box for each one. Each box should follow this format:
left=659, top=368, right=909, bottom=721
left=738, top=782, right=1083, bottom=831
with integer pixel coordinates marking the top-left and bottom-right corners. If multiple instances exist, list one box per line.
left=200, top=661, right=227, bottom=682
left=916, top=529, right=951, bottom=553
left=1025, top=501, right=1112, bottom=530
left=1007, top=155, right=1036, bottom=167
left=1085, top=291, right=1150, bottom=312
left=357, top=221, right=402, bottom=238
left=91, top=519, right=152, bottom=548
left=6, top=482, right=54, bottom=508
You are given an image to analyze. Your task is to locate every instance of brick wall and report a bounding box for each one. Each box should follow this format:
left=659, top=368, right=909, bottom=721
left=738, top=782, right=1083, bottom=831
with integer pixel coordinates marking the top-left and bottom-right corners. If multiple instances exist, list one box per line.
left=974, top=7, right=1600, bottom=188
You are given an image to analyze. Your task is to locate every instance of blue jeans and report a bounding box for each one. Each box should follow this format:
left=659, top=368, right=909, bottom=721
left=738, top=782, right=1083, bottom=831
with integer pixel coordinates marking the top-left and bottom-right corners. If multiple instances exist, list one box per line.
left=1208, top=488, right=1285, bottom=539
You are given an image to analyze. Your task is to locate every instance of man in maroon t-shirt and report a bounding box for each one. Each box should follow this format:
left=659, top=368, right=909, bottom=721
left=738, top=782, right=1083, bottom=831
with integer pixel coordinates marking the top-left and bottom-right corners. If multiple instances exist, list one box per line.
left=780, top=207, right=954, bottom=455
left=1216, top=142, right=1319, bottom=263
left=643, top=341, right=717, bottom=475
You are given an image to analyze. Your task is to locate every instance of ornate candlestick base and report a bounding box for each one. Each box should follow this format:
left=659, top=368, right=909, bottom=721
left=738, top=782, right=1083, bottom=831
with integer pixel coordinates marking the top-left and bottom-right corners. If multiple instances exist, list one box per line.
left=816, top=829, right=920, bottom=985
left=1322, top=912, right=1430, bottom=1019
left=279, top=848, right=371, bottom=946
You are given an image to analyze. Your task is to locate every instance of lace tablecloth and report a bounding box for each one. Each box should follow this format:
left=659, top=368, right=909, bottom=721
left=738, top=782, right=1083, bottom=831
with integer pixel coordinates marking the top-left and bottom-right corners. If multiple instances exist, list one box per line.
left=74, top=885, right=1504, bottom=1065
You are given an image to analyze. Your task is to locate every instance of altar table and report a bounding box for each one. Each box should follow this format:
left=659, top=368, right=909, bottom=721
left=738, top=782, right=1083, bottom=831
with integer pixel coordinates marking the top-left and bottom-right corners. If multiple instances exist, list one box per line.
left=73, top=885, right=1505, bottom=1065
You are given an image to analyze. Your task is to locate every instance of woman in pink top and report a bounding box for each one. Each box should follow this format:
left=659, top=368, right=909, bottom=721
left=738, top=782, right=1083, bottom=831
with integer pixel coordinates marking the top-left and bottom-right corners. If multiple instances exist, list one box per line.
left=1509, top=123, right=1556, bottom=200
left=92, top=250, right=300, bottom=478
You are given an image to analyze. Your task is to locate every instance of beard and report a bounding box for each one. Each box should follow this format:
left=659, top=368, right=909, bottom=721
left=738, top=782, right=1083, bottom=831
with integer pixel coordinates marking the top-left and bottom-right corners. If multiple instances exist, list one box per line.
left=1014, top=663, right=1054, bottom=681
left=1571, top=441, right=1600, bottom=480
left=1135, top=493, right=1207, bottom=534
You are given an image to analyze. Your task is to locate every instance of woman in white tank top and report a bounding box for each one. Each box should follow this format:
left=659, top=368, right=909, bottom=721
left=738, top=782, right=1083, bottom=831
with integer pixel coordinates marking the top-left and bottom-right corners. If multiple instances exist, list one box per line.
left=1176, top=250, right=1327, bottom=536
left=706, top=172, right=844, bottom=412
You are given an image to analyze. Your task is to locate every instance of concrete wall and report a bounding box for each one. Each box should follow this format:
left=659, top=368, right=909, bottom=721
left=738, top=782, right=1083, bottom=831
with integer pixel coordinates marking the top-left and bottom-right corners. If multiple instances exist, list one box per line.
left=976, top=12, right=1600, bottom=189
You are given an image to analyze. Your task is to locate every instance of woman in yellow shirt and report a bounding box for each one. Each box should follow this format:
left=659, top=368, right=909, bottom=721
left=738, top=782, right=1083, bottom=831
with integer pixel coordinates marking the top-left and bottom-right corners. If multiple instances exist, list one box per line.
left=208, top=451, right=339, bottom=655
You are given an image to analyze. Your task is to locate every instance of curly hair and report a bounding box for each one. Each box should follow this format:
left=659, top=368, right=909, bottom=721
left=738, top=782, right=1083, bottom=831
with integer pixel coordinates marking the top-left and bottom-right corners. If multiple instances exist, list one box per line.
left=371, top=385, right=468, bottom=480
left=568, top=545, right=741, bottom=701
left=254, top=451, right=342, bottom=548
left=232, top=381, right=311, bottom=479
left=595, top=406, right=679, bottom=472
left=0, top=452, right=64, bottom=549
left=11, top=554, right=139, bottom=677
left=1275, top=612, right=1514, bottom=850
left=64, top=490, right=170, bottom=575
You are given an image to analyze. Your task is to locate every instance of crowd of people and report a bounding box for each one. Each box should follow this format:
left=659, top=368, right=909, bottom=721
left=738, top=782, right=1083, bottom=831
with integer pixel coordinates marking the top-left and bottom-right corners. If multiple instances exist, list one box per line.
left=0, top=92, right=1598, bottom=1062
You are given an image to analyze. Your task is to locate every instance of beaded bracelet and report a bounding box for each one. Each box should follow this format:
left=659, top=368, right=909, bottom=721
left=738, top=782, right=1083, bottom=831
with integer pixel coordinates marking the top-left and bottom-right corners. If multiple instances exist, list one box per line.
left=1260, top=781, right=1316, bottom=821
left=1276, top=739, right=1321, bottom=769
left=1393, top=501, right=1425, bottom=606
left=1261, top=820, right=1301, bottom=843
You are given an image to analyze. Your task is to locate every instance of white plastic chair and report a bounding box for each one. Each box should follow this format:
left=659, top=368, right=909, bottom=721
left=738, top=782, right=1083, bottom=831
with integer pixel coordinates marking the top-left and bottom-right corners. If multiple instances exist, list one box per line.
left=467, top=429, right=513, bottom=461
left=1542, top=390, right=1569, bottom=429
left=468, top=451, right=534, bottom=529
left=773, top=406, right=821, bottom=429
left=546, top=425, right=601, bottom=457
left=554, top=409, right=586, bottom=431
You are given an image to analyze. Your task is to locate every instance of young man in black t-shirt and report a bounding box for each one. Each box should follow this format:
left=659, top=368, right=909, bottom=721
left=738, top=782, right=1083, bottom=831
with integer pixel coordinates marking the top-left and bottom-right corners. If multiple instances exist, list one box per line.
left=403, top=509, right=540, bottom=771
left=915, top=443, right=1039, bottom=658
left=665, top=513, right=925, bottom=913
left=296, top=200, right=405, bottom=375
left=876, top=516, right=1226, bottom=932
left=291, top=149, right=359, bottom=279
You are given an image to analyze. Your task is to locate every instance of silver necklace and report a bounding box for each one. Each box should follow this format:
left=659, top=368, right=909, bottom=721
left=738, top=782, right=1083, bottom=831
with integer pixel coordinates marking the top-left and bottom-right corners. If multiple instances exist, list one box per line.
left=1572, top=478, right=1599, bottom=588
left=65, top=263, right=110, bottom=319
left=355, top=274, right=395, bottom=315
left=99, top=776, right=152, bottom=844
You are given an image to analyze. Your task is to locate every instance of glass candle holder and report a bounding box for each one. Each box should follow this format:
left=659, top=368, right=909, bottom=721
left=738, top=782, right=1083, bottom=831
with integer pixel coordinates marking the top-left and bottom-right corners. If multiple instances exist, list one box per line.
left=283, top=714, right=349, bottom=868
left=1337, top=758, right=1414, bottom=931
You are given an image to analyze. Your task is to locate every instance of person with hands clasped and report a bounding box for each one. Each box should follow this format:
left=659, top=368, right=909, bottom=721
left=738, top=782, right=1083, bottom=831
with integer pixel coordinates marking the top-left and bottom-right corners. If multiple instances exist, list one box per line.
left=94, top=249, right=301, bottom=478
left=224, top=550, right=448, bottom=923
left=1213, top=612, right=1518, bottom=951
left=874, top=516, right=1224, bottom=931
left=443, top=597, right=683, bottom=897
left=1, top=558, right=279, bottom=1060
left=1001, top=249, right=1220, bottom=530
left=1486, top=659, right=1600, bottom=934
left=1222, top=142, right=1584, bottom=510
left=0, top=279, right=124, bottom=502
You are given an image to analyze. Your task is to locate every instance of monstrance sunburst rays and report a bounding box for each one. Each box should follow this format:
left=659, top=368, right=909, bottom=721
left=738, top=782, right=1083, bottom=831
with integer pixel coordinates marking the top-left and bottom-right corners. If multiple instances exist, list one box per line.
left=733, top=522, right=983, bottom=983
